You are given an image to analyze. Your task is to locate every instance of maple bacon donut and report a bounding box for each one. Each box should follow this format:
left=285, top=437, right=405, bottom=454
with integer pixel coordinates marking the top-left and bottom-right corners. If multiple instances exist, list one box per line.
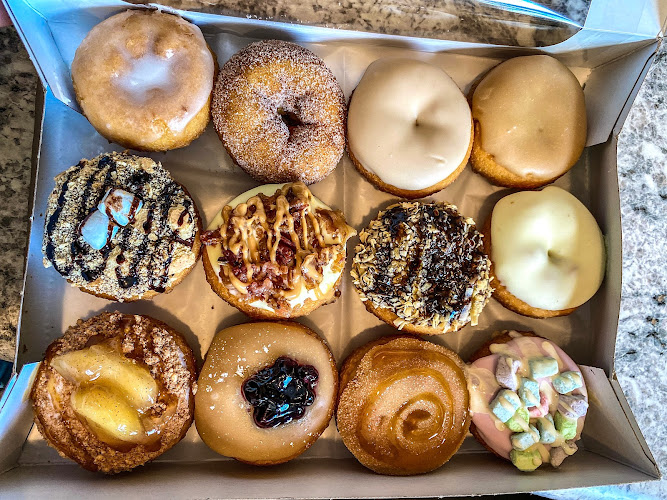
left=212, top=40, right=346, bottom=184
left=337, top=335, right=470, bottom=475
left=483, top=186, right=605, bottom=317
left=30, top=312, right=197, bottom=474
left=348, top=59, right=473, bottom=198
left=201, top=182, right=356, bottom=319
left=470, top=55, right=587, bottom=188
left=71, top=10, right=215, bottom=151
left=467, top=331, right=588, bottom=471
left=195, top=322, right=337, bottom=465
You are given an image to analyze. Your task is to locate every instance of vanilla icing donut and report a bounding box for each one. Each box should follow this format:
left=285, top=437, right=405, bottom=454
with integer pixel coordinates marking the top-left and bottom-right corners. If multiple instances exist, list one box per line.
left=201, top=182, right=356, bottom=319
left=71, top=10, right=215, bottom=151
left=195, top=321, right=337, bottom=465
left=485, top=186, right=605, bottom=317
left=347, top=59, right=473, bottom=198
left=468, top=331, right=588, bottom=471
left=471, top=55, right=587, bottom=188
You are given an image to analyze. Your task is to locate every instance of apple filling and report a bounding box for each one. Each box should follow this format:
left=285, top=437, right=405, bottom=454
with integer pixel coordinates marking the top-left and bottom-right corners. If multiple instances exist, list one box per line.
left=50, top=343, right=163, bottom=448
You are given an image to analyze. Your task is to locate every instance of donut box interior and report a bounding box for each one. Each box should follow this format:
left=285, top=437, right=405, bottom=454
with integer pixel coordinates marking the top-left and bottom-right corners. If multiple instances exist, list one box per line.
left=0, top=0, right=664, bottom=496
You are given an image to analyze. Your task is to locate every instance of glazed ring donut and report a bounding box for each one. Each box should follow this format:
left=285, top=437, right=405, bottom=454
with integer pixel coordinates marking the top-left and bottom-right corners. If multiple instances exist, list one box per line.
left=212, top=40, right=346, bottom=184
left=467, top=331, right=588, bottom=471
left=30, top=312, right=197, bottom=474
left=482, top=186, right=605, bottom=318
left=42, top=152, right=202, bottom=302
left=470, top=55, right=587, bottom=188
left=195, top=322, right=338, bottom=465
left=337, top=335, right=470, bottom=475
left=351, top=201, right=492, bottom=334
left=347, top=58, right=473, bottom=198
left=71, top=10, right=216, bottom=152
left=201, top=182, right=356, bottom=319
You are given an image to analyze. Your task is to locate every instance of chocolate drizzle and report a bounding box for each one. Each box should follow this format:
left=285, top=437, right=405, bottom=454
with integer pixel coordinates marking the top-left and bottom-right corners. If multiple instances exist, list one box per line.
left=42, top=152, right=199, bottom=300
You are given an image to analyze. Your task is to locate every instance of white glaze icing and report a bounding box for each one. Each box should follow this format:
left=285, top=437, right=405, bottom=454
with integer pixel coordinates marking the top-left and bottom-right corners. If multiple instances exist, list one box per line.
left=491, top=186, right=605, bottom=310
left=205, top=184, right=344, bottom=313
left=472, top=55, right=587, bottom=180
left=347, top=59, right=472, bottom=191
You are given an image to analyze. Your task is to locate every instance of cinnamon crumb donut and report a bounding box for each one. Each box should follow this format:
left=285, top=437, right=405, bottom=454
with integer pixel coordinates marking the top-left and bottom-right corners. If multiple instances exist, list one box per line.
left=30, top=312, right=197, bottom=474
left=212, top=40, right=346, bottom=184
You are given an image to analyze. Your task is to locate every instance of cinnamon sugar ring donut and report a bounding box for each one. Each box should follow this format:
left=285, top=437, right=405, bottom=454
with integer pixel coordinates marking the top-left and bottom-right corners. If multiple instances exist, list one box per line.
left=42, top=152, right=202, bottom=302
left=195, top=321, right=337, bottom=465
left=212, top=40, right=346, bottom=184
left=336, top=335, right=471, bottom=475
left=467, top=331, right=588, bottom=471
left=201, top=182, right=356, bottom=319
left=72, top=10, right=216, bottom=152
left=30, top=312, right=197, bottom=474
left=351, top=201, right=492, bottom=334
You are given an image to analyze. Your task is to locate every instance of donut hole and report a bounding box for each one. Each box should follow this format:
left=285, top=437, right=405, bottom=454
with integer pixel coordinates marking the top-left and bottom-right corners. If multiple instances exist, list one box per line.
left=277, top=106, right=303, bottom=130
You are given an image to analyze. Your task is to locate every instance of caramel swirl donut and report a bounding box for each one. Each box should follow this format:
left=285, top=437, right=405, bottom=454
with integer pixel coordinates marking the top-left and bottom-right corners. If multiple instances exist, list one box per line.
left=30, top=312, right=197, bottom=474
left=337, top=336, right=471, bottom=475
left=212, top=40, right=346, bottom=184
left=201, top=182, right=356, bottom=318
left=71, top=10, right=216, bottom=152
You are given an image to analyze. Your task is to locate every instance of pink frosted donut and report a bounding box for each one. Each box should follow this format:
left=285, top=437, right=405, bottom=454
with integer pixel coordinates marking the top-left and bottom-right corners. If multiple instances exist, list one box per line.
left=467, top=331, right=588, bottom=472
left=211, top=40, right=346, bottom=184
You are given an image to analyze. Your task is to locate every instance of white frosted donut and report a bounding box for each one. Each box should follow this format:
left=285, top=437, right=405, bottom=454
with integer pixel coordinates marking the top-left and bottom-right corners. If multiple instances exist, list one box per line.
left=490, top=186, right=605, bottom=311
left=347, top=59, right=473, bottom=196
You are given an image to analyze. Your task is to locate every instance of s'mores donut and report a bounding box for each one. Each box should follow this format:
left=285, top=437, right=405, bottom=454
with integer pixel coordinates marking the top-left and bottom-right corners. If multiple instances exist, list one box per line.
left=201, top=182, right=356, bottom=319
left=347, top=59, right=473, bottom=198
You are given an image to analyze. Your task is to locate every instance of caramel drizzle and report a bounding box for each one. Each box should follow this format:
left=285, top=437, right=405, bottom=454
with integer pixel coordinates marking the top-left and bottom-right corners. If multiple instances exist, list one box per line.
left=216, top=182, right=353, bottom=298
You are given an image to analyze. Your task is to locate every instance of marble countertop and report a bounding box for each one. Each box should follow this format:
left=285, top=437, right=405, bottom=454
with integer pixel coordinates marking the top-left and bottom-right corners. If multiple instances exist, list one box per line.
left=0, top=1, right=665, bottom=497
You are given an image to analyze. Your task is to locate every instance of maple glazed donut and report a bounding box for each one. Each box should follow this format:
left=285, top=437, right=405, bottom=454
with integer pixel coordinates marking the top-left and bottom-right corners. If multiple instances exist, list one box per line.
left=337, top=335, right=470, bottom=475
left=201, top=182, right=356, bottom=319
left=470, top=55, right=587, bottom=188
left=212, top=40, right=346, bottom=184
left=483, top=186, right=605, bottom=318
left=195, top=322, right=337, bottom=465
left=71, top=9, right=215, bottom=151
left=347, top=59, right=473, bottom=198
left=42, top=152, right=202, bottom=302
left=351, top=201, right=492, bottom=334
left=30, top=312, right=197, bottom=474
left=467, top=331, right=588, bottom=471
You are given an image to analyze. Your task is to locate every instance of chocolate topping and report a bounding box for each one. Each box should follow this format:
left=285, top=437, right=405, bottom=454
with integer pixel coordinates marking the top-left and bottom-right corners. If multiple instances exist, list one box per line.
left=352, top=201, right=492, bottom=331
left=42, top=152, right=199, bottom=300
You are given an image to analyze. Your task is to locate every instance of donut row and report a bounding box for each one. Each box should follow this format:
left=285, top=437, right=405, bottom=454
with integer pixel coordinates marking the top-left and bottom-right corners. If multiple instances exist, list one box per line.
left=32, top=313, right=588, bottom=475
left=31, top=8, right=602, bottom=479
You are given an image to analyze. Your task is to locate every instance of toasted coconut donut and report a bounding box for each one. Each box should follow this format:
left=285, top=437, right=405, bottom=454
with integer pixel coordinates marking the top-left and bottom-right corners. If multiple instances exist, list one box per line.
left=337, top=335, right=470, bottom=475
left=467, top=331, right=588, bottom=471
left=347, top=59, right=473, bottom=199
left=201, top=182, right=355, bottom=319
left=470, top=55, right=586, bottom=188
left=30, top=312, right=197, bottom=474
left=482, top=186, right=605, bottom=318
left=195, top=321, right=337, bottom=465
left=42, top=152, right=202, bottom=302
left=212, top=40, right=346, bottom=184
left=71, top=10, right=216, bottom=152
left=351, top=201, right=492, bottom=334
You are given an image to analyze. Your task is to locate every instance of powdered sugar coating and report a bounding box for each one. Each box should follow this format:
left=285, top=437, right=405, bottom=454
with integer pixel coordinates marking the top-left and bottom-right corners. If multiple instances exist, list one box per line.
left=212, top=40, right=346, bottom=184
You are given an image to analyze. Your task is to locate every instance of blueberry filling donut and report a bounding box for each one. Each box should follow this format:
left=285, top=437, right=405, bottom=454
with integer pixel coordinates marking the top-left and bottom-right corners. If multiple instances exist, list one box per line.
left=351, top=201, right=492, bottom=334
left=42, top=152, right=201, bottom=301
left=195, top=322, right=337, bottom=465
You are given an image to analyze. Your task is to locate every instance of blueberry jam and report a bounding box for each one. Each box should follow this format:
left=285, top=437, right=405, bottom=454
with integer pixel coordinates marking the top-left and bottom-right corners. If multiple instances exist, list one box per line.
left=242, top=356, right=318, bottom=428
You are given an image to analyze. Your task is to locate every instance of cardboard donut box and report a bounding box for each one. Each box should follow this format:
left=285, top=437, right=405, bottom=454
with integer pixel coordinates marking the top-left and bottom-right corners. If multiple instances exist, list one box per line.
left=0, top=0, right=665, bottom=496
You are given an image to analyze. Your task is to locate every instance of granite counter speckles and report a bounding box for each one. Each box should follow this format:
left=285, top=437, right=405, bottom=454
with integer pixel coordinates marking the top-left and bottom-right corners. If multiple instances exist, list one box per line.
left=0, top=27, right=37, bottom=362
